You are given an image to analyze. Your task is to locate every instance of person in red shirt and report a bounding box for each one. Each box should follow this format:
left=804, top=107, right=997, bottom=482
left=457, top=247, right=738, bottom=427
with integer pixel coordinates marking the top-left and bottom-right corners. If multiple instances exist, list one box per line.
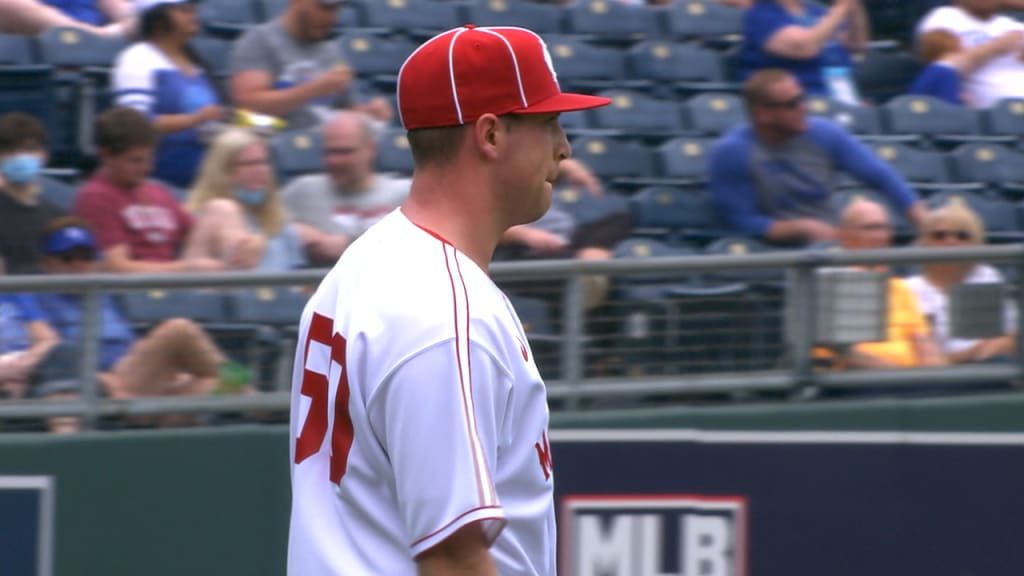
left=73, top=107, right=222, bottom=273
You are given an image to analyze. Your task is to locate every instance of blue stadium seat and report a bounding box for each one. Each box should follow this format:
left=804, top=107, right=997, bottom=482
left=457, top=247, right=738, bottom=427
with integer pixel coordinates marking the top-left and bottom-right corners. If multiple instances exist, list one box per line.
left=626, top=41, right=738, bottom=98
left=568, top=136, right=656, bottom=185
left=804, top=95, right=882, bottom=136
left=882, top=95, right=1003, bottom=148
left=39, top=175, right=77, bottom=211
left=375, top=127, right=414, bottom=176
left=118, top=290, right=230, bottom=326
left=683, top=92, right=745, bottom=136
left=505, top=294, right=561, bottom=380
left=653, top=136, right=714, bottom=187
left=269, top=129, right=324, bottom=184
left=188, top=36, right=233, bottom=87
left=0, top=66, right=55, bottom=131
left=588, top=90, right=687, bottom=139
left=948, top=143, right=1024, bottom=197
left=198, top=0, right=260, bottom=38
left=982, top=98, right=1024, bottom=139
left=361, top=0, right=464, bottom=38
left=665, top=0, right=744, bottom=49
left=541, top=35, right=629, bottom=93
left=551, top=186, right=630, bottom=226
left=868, top=142, right=979, bottom=196
left=0, top=34, right=38, bottom=65
left=629, top=185, right=724, bottom=244
left=229, top=287, right=307, bottom=327
left=565, top=0, right=658, bottom=42
left=703, top=236, right=785, bottom=286
left=852, top=49, right=920, bottom=104
left=337, top=32, right=417, bottom=91
left=465, top=0, right=567, bottom=34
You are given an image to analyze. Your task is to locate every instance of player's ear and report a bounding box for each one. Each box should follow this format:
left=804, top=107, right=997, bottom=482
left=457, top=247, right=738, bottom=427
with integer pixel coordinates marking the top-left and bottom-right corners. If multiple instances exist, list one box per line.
left=472, top=114, right=502, bottom=161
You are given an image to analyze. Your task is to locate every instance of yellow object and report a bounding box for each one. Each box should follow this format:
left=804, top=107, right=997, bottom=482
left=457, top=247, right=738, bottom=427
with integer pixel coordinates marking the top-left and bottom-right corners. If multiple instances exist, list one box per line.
left=233, top=109, right=287, bottom=131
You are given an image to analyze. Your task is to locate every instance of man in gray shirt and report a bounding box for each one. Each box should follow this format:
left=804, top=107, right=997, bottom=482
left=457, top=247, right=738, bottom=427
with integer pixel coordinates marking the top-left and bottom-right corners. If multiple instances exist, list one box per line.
left=282, top=111, right=409, bottom=264
left=229, top=0, right=390, bottom=130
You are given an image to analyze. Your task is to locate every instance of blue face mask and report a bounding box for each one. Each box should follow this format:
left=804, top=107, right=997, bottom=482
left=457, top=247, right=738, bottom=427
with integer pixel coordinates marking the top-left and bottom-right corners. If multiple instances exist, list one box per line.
left=1, top=154, right=42, bottom=185
left=235, top=187, right=267, bottom=206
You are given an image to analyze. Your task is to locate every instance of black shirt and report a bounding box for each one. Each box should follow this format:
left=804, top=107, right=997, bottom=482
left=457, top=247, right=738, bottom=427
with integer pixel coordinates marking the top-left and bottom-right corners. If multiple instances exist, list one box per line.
left=0, top=189, right=65, bottom=274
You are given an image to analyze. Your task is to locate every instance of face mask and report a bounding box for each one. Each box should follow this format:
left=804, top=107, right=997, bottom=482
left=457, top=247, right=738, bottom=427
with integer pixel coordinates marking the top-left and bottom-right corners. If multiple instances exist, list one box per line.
left=235, top=187, right=267, bottom=206
left=0, top=154, right=42, bottom=185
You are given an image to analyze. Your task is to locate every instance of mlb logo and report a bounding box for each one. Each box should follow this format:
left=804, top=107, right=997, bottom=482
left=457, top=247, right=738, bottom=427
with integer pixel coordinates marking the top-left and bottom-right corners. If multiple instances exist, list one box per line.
left=560, top=494, right=747, bottom=576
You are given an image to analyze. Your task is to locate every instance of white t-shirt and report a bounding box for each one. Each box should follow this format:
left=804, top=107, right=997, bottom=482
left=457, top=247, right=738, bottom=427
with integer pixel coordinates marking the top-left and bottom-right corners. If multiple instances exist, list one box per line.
left=288, top=210, right=555, bottom=575
left=917, top=6, right=1024, bottom=108
left=905, top=264, right=1016, bottom=354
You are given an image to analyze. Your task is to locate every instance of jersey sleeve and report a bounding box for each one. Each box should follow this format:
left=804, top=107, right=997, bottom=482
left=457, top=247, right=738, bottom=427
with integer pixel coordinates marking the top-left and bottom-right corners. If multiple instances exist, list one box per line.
left=368, top=338, right=510, bottom=558
left=112, top=45, right=158, bottom=117
left=708, top=134, right=773, bottom=236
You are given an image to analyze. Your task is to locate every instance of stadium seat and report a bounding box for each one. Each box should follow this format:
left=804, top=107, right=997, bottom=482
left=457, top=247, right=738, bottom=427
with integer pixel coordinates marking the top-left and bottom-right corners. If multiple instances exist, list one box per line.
left=505, top=294, right=562, bottom=380
left=188, top=36, right=233, bottom=87
left=881, top=95, right=1001, bottom=148
left=36, top=26, right=125, bottom=69
left=804, top=95, right=882, bottom=136
left=868, top=142, right=979, bottom=195
left=337, top=32, right=417, bottom=91
left=664, top=0, right=744, bottom=49
left=626, top=41, right=738, bottom=98
left=118, top=290, right=229, bottom=326
left=683, top=92, right=745, bottom=136
left=39, top=175, right=77, bottom=211
left=541, top=35, right=629, bottom=93
left=197, top=0, right=260, bottom=38
left=229, top=287, right=307, bottom=327
left=852, top=49, right=920, bottom=104
left=653, top=136, right=714, bottom=187
left=588, top=89, right=687, bottom=139
left=465, top=0, right=567, bottom=34
left=361, top=0, right=464, bottom=38
left=375, top=127, right=414, bottom=175
left=568, top=136, right=656, bottom=185
left=628, top=185, right=724, bottom=243
left=928, top=190, right=1022, bottom=242
left=702, top=236, right=785, bottom=286
left=0, top=34, right=38, bottom=65
left=948, top=143, right=1024, bottom=197
left=982, top=98, right=1024, bottom=139
left=565, top=0, right=658, bottom=42
left=0, top=66, right=55, bottom=130
left=551, top=186, right=630, bottom=226
left=269, top=129, right=324, bottom=184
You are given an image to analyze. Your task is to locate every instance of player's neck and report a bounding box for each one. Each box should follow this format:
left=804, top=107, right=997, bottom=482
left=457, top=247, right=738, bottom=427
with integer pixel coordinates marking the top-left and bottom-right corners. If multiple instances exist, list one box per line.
left=402, top=176, right=503, bottom=272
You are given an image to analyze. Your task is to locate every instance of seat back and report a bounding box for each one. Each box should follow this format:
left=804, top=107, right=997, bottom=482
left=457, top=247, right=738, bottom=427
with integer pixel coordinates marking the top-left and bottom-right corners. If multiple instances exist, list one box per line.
left=590, top=89, right=685, bottom=134
left=684, top=92, right=745, bottom=136
left=465, top=0, right=567, bottom=34
left=269, top=129, right=324, bottom=184
left=565, top=0, right=657, bottom=40
left=883, top=95, right=980, bottom=137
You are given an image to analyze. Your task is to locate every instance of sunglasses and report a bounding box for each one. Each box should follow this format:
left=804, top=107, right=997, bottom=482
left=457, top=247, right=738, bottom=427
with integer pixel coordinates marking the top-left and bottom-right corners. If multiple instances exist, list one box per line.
left=928, top=229, right=971, bottom=241
left=759, top=94, right=805, bottom=110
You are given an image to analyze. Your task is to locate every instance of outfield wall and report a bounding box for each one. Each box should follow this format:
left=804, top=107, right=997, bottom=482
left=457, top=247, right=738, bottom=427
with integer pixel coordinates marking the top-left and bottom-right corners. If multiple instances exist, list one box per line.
left=3, top=392, right=1024, bottom=576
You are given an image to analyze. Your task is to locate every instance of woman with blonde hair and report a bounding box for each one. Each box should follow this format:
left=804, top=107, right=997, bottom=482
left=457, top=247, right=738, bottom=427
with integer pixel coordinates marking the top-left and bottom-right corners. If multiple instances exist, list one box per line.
left=905, top=201, right=1016, bottom=363
left=183, top=128, right=309, bottom=271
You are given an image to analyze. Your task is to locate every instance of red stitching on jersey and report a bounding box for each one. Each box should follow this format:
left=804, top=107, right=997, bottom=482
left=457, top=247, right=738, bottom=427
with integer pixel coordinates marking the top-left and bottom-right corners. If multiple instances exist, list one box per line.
left=410, top=505, right=505, bottom=548
left=443, top=244, right=488, bottom=506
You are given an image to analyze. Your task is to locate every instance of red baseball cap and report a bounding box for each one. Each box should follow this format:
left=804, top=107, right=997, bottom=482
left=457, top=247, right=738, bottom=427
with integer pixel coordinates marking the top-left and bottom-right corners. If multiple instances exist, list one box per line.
left=397, top=25, right=611, bottom=130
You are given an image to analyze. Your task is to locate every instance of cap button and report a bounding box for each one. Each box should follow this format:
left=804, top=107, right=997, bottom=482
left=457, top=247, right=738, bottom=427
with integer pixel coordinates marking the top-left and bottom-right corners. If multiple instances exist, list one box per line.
left=463, top=24, right=476, bottom=30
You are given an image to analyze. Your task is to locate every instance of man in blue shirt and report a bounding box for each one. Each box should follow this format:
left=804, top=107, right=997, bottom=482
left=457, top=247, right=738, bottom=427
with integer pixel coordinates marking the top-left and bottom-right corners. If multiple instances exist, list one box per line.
left=709, top=68, right=927, bottom=245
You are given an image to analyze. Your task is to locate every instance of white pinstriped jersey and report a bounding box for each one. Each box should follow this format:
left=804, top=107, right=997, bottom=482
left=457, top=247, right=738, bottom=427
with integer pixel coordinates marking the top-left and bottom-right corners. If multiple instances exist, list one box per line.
left=288, top=209, right=555, bottom=575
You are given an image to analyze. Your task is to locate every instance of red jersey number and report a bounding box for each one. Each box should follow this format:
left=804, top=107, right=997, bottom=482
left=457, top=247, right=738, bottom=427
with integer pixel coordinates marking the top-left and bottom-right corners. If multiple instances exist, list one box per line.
left=294, top=312, right=354, bottom=484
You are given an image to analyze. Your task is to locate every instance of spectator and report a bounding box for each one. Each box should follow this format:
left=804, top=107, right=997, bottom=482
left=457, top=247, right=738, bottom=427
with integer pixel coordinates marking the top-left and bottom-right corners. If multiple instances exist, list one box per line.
left=183, top=128, right=308, bottom=271
left=918, top=0, right=1024, bottom=108
left=35, top=217, right=248, bottom=425
left=739, top=0, right=869, bottom=103
left=73, top=107, right=223, bottom=273
left=708, top=69, right=926, bottom=245
left=0, top=0, right=132, bottom=37
left=112, top=0, right=225, bottom=189
left=906, top=202, right=1016, bottom=363
left=229, top=0, right=391, bottom=131
left=0, top=113, right=67, bottom=274
left=818, top=199, right=945, bottom=370
left=910, top=28, right=1024, bottom=105
left=280, top=111, right=409, bottom=264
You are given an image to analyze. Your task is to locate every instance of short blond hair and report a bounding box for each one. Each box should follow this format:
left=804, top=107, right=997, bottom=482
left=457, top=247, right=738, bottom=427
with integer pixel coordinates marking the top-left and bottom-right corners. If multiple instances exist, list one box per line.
left=919, top=200, right=985, bottom=245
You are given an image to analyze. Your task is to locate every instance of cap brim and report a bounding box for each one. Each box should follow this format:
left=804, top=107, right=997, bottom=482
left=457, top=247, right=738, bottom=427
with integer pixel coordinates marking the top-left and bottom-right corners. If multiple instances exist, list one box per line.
left=510, top=92, right=612, bottom=116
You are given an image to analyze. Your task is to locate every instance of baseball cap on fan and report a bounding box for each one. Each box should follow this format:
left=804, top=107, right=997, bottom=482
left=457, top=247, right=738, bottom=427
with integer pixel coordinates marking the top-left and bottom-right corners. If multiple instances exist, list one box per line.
left=396, top=25, right=611, bottom=130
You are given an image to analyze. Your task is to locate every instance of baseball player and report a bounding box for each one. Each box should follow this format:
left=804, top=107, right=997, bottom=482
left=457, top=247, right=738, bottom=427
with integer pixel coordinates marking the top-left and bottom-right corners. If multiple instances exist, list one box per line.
left=287, top=25, right=610, bottom=575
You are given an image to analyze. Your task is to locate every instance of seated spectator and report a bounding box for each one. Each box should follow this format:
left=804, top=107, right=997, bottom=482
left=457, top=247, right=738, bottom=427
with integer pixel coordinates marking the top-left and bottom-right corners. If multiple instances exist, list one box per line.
left=35, top=217, right=248, bottom=425
left=73, top=107, right=223, bottom=273
left=818, top=199, right=945, bottom=370
left=112, top=0, right=225, bottom=189
left=229, top=0, right=391, bottom=131
left=183, top=128, right=308, bottom=271
left=0, top=113, right=67, bottom=274
left=0, top=0, right=132, bottom=36
left=709, top=69, right=926, bottom=245
left=910, top=28, right=1024, bottom=105
left=918, top=0, right=1024, bottom=108
left=739, top=0, right=870, bottom=103
left=906, top=203, right=1016, bottom=363
left=281, top=111, right=409, bottom=264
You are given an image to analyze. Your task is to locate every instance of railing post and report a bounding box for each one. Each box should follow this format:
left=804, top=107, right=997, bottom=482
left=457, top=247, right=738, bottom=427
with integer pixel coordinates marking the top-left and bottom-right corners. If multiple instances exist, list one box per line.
left=789, top=262, right=817, bottom=397
left=561, top=273, right=585, bottom=410
left=1016, top=253, right=1024, bottom=385
left=78, top=288, right=102, bottom=430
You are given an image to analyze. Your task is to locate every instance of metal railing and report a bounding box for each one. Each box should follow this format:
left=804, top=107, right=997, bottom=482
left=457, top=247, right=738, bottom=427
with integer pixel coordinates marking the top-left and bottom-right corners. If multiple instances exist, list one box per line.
left=1, top=243, right=1022, bottom=429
